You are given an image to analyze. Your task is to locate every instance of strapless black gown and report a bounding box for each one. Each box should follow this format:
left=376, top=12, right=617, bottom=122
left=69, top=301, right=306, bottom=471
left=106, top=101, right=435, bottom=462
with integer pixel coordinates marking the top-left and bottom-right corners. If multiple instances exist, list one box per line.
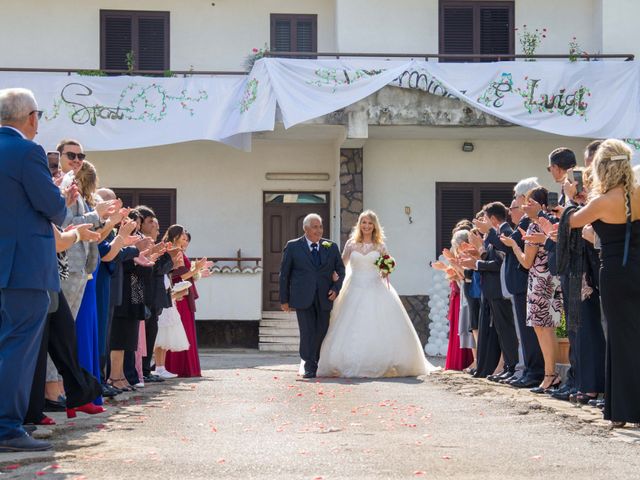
left=592, top=219, right=640, bottom=423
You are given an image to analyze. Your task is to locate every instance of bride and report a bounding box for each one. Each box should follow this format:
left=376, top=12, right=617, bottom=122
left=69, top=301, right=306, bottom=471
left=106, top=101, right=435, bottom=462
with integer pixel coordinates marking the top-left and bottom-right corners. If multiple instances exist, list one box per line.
left=317, top=210, right=436, bottom=378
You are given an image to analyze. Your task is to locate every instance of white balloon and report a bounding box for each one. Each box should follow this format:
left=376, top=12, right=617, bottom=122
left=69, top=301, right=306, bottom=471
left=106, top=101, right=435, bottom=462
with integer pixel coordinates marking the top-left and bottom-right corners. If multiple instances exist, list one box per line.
left=425, top=343, right=438, bottom=356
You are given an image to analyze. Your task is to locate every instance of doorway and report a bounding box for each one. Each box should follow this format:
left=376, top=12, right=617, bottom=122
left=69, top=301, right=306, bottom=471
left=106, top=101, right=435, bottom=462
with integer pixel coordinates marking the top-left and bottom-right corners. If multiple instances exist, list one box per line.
left=262, top=192, right=331, bottom=311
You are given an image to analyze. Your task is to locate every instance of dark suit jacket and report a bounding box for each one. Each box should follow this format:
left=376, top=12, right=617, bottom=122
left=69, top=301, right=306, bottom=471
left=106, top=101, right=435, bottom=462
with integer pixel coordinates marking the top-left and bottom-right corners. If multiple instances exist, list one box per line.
left=0, top=127, right=67, bottom=291
left=279, top=236, right=346, bottom=311
left=476, top=243, right=506, bottom=301
left=485, top=219, right=530, bottom=295
left=142, top=252, right=173, bottom=310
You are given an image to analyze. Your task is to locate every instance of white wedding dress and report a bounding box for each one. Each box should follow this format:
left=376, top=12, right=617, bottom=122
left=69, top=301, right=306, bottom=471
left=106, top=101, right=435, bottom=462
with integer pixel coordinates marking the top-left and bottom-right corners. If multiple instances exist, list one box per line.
left=316, top=241, right=437, bottom=378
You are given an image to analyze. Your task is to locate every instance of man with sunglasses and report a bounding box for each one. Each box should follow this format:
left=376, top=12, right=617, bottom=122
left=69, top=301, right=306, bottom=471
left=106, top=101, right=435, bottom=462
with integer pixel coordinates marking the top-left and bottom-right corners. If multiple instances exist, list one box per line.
left=0, top=88, right=66, bottom=452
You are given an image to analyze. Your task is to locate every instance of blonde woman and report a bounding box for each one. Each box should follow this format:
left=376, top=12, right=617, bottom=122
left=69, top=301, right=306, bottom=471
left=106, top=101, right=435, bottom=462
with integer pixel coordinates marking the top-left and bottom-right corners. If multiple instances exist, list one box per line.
left=563, top=139, right=640, bottom=428
left=317, top=210, right=436, bottom=378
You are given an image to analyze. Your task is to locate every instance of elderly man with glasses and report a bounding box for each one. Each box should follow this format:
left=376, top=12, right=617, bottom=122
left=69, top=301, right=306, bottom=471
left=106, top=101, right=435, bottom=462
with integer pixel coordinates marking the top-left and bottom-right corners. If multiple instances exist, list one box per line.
left=0, top=88, right=67, bottom=452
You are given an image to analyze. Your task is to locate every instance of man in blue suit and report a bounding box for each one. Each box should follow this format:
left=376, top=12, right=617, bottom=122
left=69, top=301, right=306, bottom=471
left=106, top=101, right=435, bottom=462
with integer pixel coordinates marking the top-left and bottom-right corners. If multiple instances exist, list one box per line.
left=0, top=88, right=67, bottom=451
left=279, top=214, right=345, bottom=378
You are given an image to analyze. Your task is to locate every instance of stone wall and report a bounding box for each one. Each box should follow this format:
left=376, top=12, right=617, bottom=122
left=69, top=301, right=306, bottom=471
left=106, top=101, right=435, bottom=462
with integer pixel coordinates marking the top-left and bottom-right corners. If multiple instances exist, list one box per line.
left=400, top=295, right=431, bottom=346
left=339, top=148, right=364, bottom=247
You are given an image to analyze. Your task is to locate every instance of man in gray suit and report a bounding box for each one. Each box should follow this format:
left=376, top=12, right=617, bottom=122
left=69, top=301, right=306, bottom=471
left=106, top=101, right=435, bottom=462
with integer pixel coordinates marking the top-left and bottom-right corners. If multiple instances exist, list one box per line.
left=279, top=214, right=345, bottom=378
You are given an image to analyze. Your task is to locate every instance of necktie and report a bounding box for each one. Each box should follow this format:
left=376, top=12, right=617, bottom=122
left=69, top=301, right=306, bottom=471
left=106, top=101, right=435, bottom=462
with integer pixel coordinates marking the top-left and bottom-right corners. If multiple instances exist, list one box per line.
left=311, top=243, right=320, bottom=266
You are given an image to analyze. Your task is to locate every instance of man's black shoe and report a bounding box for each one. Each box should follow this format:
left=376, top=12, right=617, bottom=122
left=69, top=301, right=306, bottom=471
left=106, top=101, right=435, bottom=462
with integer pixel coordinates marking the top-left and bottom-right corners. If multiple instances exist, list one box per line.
left=302, top=372, right=316, bottom=379
left=0, top=433, right=52, bottom=452
left=550, top=389, right=573, bottom=401
left=101, top=384, right=120, bottom=398
left=511, top=377, right=543, bottom=389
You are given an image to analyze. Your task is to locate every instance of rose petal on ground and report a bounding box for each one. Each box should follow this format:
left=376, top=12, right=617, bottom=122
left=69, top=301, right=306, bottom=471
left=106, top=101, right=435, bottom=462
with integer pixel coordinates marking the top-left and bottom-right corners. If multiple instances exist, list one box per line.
left=217, top=458, right=226, bottom=464
left=4, top=464, right=21, bottom=470
left=531, top=455, right=543, bottom=460
left=414, top=471, right=426, bottom=477
left=442, top=455, right=452, bottom=460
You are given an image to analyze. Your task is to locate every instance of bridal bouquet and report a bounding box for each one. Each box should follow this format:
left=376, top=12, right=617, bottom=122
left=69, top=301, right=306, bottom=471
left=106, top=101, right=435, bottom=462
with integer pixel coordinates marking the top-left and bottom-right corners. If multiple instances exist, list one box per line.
left=375, top=254, right=396, bottom=288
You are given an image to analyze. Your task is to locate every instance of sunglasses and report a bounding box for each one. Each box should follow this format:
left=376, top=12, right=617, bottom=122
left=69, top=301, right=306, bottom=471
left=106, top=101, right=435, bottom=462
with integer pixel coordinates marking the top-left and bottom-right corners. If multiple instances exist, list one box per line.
left=63, top=151, right=86, bottom=161
left=30, top=110, right=43, bottom=120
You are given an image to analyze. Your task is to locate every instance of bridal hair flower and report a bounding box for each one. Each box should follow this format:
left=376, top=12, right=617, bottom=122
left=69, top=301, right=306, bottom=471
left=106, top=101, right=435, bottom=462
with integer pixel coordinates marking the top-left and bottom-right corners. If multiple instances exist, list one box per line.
left=321, top=241, right=332, bottom=248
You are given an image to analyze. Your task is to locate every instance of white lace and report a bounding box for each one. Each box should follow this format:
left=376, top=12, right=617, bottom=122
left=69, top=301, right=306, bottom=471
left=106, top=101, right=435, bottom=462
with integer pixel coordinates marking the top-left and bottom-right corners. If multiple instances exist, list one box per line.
left=342, top=240, right=387, bottom=264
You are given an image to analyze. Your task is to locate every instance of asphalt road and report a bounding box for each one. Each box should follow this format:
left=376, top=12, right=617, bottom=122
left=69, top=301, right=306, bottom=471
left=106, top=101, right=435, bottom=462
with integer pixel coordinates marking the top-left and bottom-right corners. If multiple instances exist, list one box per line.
left=1, top=352, right=639, bottom=479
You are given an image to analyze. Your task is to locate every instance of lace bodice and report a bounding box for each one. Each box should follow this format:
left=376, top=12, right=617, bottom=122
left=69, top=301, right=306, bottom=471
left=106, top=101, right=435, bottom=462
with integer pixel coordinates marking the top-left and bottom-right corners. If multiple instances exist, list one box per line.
left=342, top=240, right=387, bottom=265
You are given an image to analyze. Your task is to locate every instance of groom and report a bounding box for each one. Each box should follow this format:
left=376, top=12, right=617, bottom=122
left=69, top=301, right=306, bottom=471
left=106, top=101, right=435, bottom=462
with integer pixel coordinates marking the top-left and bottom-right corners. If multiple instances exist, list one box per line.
left=279, top=214, right=345, bottom=378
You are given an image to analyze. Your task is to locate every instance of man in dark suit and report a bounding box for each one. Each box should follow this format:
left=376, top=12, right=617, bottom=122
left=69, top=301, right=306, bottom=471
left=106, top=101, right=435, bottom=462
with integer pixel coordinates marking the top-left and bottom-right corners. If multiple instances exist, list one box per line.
left=279, top=213, right=345, bottom=378
left=462, top=203, right=519, bottom=382
left=479, top=195, right=545, bottom=388
left=0, top=88, right=67, bottom=451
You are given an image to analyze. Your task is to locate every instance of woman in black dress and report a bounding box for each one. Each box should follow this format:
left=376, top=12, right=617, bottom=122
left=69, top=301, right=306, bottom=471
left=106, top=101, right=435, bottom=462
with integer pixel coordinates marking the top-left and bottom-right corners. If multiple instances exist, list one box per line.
left=564, top=139, right=640, bottom=428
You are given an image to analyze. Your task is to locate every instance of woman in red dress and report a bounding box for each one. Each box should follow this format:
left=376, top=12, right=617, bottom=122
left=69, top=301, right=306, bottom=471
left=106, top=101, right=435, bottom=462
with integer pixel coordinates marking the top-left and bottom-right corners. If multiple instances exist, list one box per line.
left=163, top=226, right=208, bottom=378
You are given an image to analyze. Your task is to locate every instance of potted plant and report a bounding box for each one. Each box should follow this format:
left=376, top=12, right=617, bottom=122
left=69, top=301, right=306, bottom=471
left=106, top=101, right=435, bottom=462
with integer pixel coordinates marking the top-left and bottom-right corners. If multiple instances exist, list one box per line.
left=556, top=311, right=570, bottom=365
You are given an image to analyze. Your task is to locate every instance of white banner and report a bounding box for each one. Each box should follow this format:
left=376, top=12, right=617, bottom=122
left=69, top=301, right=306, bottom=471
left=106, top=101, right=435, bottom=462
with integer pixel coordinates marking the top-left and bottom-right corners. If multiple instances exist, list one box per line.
left=0, top=73, right=263, bottom=151
left=3, top=59, right=640, bottom=152
left=255, top=58, right=640, bottom=140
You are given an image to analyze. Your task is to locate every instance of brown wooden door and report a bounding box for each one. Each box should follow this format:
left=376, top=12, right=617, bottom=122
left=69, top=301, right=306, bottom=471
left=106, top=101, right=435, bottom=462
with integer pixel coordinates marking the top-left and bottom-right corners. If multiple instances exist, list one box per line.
left=263, top=192, right=330, bottom=311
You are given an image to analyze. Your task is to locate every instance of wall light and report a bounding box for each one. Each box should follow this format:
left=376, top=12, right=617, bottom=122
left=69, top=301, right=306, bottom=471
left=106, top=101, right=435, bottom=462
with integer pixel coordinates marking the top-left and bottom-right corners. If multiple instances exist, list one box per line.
left=462, top=142, right=474, bottom=153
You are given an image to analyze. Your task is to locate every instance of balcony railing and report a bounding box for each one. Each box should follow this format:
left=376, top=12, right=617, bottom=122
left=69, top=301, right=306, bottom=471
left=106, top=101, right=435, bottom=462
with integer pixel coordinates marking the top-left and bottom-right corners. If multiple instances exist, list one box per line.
left=0, top=52, right=633, bottom=77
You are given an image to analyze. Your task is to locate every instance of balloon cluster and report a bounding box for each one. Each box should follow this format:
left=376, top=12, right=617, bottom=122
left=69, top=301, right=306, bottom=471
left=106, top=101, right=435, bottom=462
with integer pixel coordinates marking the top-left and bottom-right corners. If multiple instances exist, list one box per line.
left=424, top=255, right=450, bottom=357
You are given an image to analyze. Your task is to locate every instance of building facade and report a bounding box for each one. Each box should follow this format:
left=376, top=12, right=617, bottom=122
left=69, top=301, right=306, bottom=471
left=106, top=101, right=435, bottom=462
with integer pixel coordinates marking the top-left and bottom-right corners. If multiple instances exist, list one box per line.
left=0, top=0, right=634, bottom=347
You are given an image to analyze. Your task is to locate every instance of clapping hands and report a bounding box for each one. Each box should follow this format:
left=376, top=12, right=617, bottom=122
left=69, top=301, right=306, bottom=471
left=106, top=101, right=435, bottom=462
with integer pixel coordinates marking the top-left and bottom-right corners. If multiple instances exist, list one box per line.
left=64, top=223, right=100, bottom=243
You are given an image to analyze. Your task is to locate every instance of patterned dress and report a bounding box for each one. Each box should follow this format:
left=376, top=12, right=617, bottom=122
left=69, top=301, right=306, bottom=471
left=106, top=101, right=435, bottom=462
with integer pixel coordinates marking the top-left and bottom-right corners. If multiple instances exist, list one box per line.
left=525, top=222, right=564, bottom=328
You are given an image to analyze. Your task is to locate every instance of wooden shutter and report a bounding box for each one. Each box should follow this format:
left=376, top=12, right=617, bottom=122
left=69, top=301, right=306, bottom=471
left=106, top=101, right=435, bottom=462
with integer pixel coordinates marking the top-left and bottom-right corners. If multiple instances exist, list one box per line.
left=479, top=7, right=513, bottom=59
left=137, top=190, right=176, bottom=240
left=296, top=19, right=315, bottom=52
left=271, top=14, right=317, bottom=56
left=112, top=188, right=176, bottom=240
left=273, top=19, right=292, bottom=52
left=436, top=182, right=515, bottom=256
left=102, top=14, right=132, bottom=70
left=138, top=16, right=169, bottom=71
left=101, top=10, right=169, bottom=72
left=440, top=6, right=474, bottom=62
left=437, top=185, right=475, bottom=254
left=439, top=1, right=514, bottom=62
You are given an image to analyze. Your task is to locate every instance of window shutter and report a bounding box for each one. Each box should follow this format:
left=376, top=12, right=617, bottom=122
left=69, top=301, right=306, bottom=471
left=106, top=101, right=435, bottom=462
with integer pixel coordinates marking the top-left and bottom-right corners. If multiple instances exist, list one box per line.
left=116, top=191, right=135, bottom=209
left=441, top=6, right=474, bottom=61
left=137, top=191, right=176, bottom=240
left=112, top=188, right=176, bottom=240
left=138, top=17, right=167, bottom=70
left=296, top=20, right=314, bottom=52
left=438, top=187, right=475, bottom=253
left=103, top=16, right=132, bottom=70
left=273, top=20, right=292, bottom=51
left=479, top=7, right=511, bottom=58
left=479, top=186, right=514, bottom=209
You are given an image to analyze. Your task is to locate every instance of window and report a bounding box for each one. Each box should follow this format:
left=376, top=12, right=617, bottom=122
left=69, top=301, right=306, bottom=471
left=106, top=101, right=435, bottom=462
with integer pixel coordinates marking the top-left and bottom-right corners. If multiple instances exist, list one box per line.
left=435, top=182, right=514, bottom=255
left=112, top=188, right=176, bottom=239
left=439, top=1, right=514, bottom=62
left=100, top=10, right=170, bottom=72
left=270, top=14, right=317, bottom=56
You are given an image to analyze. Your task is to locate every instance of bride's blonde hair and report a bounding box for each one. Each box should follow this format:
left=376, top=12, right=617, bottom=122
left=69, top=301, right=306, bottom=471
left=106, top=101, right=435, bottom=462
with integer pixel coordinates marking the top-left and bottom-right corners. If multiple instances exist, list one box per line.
left=350, top=210, right=385, bottom=245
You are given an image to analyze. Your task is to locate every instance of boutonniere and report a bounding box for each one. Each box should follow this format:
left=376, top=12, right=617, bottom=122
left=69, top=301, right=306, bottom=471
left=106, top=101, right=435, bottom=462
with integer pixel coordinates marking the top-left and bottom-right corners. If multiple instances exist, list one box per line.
left=321, top=241, right=332, bottom=249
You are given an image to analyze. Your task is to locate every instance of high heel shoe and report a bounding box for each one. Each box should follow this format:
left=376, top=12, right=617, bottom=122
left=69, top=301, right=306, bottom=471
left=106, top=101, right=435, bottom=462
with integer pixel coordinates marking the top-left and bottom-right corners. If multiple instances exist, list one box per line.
left=36, top=415, right=56, bottom=426
left=66, top=403, right=106, bottom=419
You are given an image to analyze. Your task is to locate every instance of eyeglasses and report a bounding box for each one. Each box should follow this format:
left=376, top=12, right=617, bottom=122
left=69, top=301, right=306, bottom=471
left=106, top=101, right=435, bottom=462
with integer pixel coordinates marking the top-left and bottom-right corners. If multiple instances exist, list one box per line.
left=63, top=151, right=86, bottom=161
left=30, top=110, right=43, bottom=120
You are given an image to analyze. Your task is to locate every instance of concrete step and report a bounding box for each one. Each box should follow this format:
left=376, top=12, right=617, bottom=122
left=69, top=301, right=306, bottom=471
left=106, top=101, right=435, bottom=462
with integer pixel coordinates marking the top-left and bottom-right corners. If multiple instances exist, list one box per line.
left=259, top=335, right=301, bottom=343
left=260, top=319, right=299, bottom=328
left=259, top=343, right=299, bottom=352
left=259, top=329, right=300, bottom=337
left=261, top=311, right=298, bottom=320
